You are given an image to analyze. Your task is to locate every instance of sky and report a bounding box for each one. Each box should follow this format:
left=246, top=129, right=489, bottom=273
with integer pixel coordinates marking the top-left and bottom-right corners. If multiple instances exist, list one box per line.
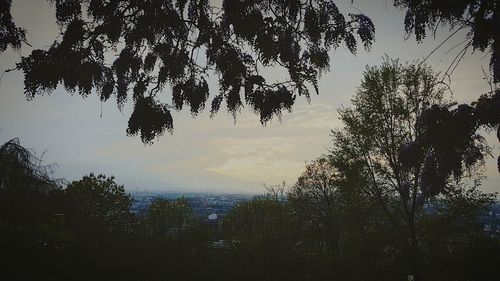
left=0, top=0, right=498, bottom=194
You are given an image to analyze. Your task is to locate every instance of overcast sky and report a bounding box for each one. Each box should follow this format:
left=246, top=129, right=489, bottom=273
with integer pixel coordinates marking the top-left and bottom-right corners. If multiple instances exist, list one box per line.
left=1, top=0, right=498, bottom=194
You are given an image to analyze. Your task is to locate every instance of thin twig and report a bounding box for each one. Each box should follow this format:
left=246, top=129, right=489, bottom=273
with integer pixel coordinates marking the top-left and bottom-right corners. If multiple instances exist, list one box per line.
left=441, top=40, right=472, bottom=83
left=423, top=26, right=465, bottom=63
left=0, top=67, right=17, bottom=85
left=443, top=38, right=470, bottom=55
left=481, top=66, right=494, bottom=93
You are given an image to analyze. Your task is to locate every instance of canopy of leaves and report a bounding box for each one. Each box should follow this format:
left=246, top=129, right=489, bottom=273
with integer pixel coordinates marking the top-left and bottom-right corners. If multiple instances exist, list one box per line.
left=224, top=197, right=293, bottom=248
left=328, top=58, right=495, bottom=279
left=333, top=57, right=490, bottom=211
left=410, top=88, right=499, bottom=174
left=410, top=103, right=490, bottom=185
left=0, top=138, right=62, bottom=226
left=0, top=138, right=61, bottom=194
left=290, top=159, right=339, bottom=228
left=146, top=197, right=193, bottom=238
left=0, top=0, right=26, bottom=52
left=289, top=156, right=373, bottom=238
left=65, top=173, right=133, bottom=234
left=288, top=158, right=343, bottom=256
left=14, top=0, right=374, bottom=143
left=394, top=0, right=500, bottom=83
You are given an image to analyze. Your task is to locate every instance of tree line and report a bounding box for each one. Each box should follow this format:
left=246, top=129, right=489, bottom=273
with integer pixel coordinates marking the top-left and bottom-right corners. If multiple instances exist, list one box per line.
left=1, top=58, right=498, bottom=281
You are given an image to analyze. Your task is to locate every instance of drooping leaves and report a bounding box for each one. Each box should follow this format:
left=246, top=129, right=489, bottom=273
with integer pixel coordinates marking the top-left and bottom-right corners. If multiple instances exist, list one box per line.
left=14, top=0, right=375, bottom=143
left=127, top=96, right=173, bottom=144
left=245, top=86, right=296, bottom=124
left=413, top=93, right=497, bottom=181
left=395, top=0, right=500, bottom=83
left=0, top=0, right=27, bottom=52
left=395, top=0, right=500, bottom=174
left=172, top=76, right=209, bottom=115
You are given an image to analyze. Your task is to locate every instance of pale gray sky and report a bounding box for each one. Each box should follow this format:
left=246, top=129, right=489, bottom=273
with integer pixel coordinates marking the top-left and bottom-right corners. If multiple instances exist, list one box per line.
left=0, top=0, right=498, bottom=194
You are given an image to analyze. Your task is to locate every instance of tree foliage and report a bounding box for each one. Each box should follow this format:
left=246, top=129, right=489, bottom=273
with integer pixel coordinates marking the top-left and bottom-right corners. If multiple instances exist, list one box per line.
left=3, top=0, right=498, bottom=149
left=0, top=138, right=62, bottom=226
left=395, top=0, right=500, bottom=83
left=146, top=197, right=193, bottom=238
left=330, top=57, right=495, bottom=280
left=0, top=138, right=61, bottom=193
left=0, top=0, right=26, bottom=52
left=64, top=173, right=133, bottom=235
left=394, top=0, right=500, bottom=173
left=9, top=0, right=375, bottom=143
left=223, top=195, right=306, bottom=281
left=0, top=137, right=499, bottom=281
left=289, top=157, right=342, bottom=256
left=0, top=139, right=68, bottom=281
left=224, top=196, right=292, bottom=248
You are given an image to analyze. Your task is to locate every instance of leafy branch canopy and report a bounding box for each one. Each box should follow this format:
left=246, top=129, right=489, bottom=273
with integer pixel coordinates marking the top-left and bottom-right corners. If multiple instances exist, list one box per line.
left=8, top=0, right=375, bottom=143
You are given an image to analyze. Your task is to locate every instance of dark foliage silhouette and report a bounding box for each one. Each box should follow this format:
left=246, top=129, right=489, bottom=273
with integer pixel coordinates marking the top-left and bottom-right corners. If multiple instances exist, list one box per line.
left=0, top=139, right=66, bottom=280
left=0, top=138, right=60, bottom=191
left=3, top=1, right=498, bottom=152
left=1, top=136, right=499, bottom=281
left=146, top=197, right=193, bottom=238
left=223, top=196, right=306, bottom=281
left=0, top=0, right=26, bottom=52
left=64, top=174, right=134, bottom=236
left=0, top=138, right=62, bottom=222
left=288, top=157, right=344, bottom=257
left=399, top=88, right=499, bottom=175
left=402, top=95, right=497, bottom=195
left=395, top=0, right=500, bottom=172
left=395, top=0, right=499, bottom=83
left=330, top=58, right=495, bottom=280
left=11, top=0, right=374, bottom=143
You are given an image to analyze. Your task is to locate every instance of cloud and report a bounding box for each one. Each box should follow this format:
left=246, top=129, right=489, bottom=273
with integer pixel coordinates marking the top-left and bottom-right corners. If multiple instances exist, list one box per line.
left=204, top=136, right=311, bottom=184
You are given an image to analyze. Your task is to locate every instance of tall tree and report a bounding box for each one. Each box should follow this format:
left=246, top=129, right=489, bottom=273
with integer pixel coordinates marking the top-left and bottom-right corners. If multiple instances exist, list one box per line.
left=331, top=57, right=494, bottom=280
left=289, top=157, right=341, bottom=257
left=289, top=153, right=380, bottom=263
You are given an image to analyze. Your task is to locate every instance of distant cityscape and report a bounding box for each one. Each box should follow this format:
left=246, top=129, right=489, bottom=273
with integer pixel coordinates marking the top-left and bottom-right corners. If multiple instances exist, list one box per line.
left=131, top=191, right=500, bottom=239
left=131, top=191, right=256, bottom=220
left=479, top=204, right=500, bottom=239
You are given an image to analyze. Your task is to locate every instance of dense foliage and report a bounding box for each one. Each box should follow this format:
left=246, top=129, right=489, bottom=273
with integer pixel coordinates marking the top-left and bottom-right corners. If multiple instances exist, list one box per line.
left=394, top=0, right=500, bottom=172
left=0, top=0, right=26, bottom=52
left=395, top=0, right=499, bottom=83
left=330, top=58, right=496, bottom=280
left=5, top=0, right=375, bottom=143
left=1, top=1, right=498, bottom=149
left=0, top=124, right=498, bottom=281
left=64, top=174, right=134, bottom=235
